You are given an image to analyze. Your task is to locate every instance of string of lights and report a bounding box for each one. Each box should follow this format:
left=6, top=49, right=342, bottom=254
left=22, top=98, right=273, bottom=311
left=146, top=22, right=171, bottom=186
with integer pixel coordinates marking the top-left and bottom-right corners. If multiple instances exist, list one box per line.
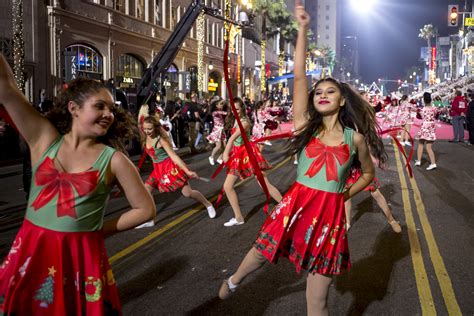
left=197, top=12, right=205, bottom=93
left=12, top=0, right=25, bottom=92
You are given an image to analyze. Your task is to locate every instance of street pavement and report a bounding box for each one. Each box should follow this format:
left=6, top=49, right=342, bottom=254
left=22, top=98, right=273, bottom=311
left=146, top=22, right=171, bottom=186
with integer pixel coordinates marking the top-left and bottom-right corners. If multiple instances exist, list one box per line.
left=0, top=123, right=473, bottom=315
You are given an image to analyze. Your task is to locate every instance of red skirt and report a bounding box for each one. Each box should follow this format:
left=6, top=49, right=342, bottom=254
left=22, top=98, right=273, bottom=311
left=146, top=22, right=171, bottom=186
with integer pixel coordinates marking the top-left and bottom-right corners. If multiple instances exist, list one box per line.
left=345, top=168, right=380, bottom=192
left=226, top=143, right=271, bottom=179
left=254, top=182, right=350, bottom=275
left=146, top=157, right=189, bottom=192
left=0, top=220, right=121, bottom=315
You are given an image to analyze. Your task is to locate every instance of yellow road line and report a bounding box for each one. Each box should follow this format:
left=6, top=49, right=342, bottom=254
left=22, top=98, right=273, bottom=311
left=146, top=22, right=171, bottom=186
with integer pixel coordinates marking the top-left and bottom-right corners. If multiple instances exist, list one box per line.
left=408, top=174, right=461, bottom=315
left=393, top=145, right=436, bottom=315
left=110, top=156, right=291, bottom=264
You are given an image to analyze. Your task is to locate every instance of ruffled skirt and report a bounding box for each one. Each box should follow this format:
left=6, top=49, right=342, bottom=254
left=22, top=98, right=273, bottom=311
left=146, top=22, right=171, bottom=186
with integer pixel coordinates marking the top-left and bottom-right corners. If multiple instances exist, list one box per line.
left=254, top=182, right=350, bottom=275
left=226, top=143, right=271, bottom=179
left=146, top=157, right=189, bottom=192
left=0, top=220, right=121, bottom=315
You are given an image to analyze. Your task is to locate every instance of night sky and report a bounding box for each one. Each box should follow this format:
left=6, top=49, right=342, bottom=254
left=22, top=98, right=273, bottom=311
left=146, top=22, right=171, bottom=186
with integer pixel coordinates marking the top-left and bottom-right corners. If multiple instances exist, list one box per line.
left=341, top=0, right=467, bottom=83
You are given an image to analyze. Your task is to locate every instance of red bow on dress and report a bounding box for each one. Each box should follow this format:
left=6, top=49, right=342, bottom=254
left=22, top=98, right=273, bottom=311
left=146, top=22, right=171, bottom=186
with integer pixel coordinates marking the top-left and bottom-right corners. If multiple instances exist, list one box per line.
left=304, top=137, right=350, bottom=182
left=31, top=157, right=99, bottom=218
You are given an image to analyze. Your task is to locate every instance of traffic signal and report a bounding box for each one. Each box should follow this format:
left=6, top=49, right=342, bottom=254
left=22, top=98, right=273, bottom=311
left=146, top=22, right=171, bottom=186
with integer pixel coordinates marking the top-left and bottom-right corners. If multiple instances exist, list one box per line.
left=448, top=5, right=459, bottom=27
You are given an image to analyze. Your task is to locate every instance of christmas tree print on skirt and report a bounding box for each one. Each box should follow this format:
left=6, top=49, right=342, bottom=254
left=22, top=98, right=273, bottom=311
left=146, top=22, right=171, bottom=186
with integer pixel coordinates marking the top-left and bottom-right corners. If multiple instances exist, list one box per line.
left=35, top=266, right=56, bottom=308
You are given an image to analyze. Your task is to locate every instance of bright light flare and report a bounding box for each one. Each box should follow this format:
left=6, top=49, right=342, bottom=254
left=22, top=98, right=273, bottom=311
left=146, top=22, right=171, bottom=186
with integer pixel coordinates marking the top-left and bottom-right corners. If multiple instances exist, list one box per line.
left=350, top=0, right=376, bottom=13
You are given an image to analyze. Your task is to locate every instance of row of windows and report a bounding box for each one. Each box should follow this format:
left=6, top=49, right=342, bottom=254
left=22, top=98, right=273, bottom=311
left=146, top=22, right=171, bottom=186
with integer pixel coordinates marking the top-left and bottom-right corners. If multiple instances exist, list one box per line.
left=87, top=0, right=280, bottom=54
left=89, top=0, right=228, bottom=49
left=63, top=44, right=145, bottom=79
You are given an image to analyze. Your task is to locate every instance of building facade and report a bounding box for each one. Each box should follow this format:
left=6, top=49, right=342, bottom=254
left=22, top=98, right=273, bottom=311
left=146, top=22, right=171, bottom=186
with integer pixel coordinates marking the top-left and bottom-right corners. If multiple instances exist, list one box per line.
left=0, top=0, right=280, bottom=108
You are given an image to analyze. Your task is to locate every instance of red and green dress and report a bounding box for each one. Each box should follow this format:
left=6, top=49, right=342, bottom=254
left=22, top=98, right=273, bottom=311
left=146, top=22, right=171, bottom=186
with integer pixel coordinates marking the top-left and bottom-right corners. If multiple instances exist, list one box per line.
left=0, top=136, right=121, bottom=315
left=254, top=128, right=356, bottom=275
left=226, top=125, right=271, bottom=179
left=145, top=137, right=188, bottom=192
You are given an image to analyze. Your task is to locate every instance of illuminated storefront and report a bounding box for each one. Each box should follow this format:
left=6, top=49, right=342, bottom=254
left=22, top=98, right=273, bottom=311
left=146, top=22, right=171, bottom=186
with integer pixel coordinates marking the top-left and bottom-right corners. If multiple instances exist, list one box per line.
left=63, top=44, right=103, bottom=82
left=116, top=54, right=145, bottom=88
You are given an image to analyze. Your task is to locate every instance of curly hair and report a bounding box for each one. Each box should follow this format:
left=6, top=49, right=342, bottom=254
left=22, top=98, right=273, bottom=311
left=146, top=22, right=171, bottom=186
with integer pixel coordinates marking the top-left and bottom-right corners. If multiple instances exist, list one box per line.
left=289, top=77, right=387, bottom=167
left=46, top=78, right=138, bottom=153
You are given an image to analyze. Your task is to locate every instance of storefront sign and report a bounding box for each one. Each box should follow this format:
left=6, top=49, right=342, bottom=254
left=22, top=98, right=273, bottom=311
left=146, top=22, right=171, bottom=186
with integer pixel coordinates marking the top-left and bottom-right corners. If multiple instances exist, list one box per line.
left=64, top=51, right=77, bottom=82
left=208, top=78, right=219, bottom=91
left=237, top=55, right=241, bottom=84
left=123, top=77, right=134, bottom=83
left=466, top=17, right=474, bottom=26
left=430, top=47, right=437, bottom=70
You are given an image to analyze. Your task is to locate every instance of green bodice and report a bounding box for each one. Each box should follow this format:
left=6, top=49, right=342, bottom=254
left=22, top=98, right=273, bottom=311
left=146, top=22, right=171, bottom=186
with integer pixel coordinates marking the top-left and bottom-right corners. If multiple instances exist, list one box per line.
left=296, top=128, right=356, bottom=193
left=25, top=137, right=116, bottom=232
left=232, top=121, right=251, bottom=147
left=146, top=138, right=169, bottom=163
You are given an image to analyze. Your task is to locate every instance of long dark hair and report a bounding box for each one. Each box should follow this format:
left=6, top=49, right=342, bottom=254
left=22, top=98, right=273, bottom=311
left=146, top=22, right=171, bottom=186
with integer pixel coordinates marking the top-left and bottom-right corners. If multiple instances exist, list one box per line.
left=289, top=77, right=387, bottom=166
left=224, top=97, right=248, bottom=132
left=46, top=78, right=138, bottom=152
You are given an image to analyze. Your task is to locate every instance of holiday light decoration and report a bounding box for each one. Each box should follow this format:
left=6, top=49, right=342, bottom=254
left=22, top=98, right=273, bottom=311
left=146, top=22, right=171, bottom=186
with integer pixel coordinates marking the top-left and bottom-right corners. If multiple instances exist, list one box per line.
left=278, top=52, right=284, bottom=90
left=12, top=0, right=25, bottom=92
left=197, top=12, right=205, bottom=93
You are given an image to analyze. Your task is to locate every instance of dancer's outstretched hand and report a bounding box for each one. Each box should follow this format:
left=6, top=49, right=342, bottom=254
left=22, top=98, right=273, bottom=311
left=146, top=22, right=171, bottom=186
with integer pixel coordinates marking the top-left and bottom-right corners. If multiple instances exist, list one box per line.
left=187, top=170, right=199, bottom=179
left=294, top=0, right=310, bottom=28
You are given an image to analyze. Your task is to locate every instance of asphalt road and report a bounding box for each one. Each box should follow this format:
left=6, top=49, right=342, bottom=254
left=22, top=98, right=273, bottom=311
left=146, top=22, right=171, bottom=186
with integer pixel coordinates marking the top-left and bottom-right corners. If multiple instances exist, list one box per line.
left=1, top=139, right=473, bottom=315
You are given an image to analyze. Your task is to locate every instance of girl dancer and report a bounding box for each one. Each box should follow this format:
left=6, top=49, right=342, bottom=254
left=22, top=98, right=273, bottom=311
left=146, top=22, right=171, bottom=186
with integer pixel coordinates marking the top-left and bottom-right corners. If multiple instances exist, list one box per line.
left=0, top=54, right=155, bottom=315
left=415, top=92, right=442, bottom=171
left=344, top=166, right=401, bottom=233
left=136, top=116, right=215, bottom=228
left=398, top=95, right=413, bottom=146
left=218, top=4, right=386, bottom=316
left=207, top=99, right=228, bottom=165
left=252, top=100, right=266, bottom=150
left=221, top=97, right=282, bottom=227
left=262, top=99, right=279, bottom=145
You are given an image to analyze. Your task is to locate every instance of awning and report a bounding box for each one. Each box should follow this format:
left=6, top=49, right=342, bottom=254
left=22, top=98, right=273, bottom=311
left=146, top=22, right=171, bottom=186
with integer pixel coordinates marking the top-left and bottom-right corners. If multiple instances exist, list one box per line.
left=267, top=70, right=322, bottom=83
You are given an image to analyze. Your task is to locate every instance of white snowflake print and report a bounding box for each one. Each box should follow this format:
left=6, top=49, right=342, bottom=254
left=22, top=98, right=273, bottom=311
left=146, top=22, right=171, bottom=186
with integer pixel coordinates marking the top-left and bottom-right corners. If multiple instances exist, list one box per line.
left=160, top=175, right=170, bottom=185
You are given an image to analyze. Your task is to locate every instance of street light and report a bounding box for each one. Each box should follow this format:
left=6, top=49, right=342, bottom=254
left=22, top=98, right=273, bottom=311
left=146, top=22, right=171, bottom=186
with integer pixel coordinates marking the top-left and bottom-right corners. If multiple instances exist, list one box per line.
left=412, top=71, right=416, bottom=76
left=347, top=72, right=351, bottom=78
left=350, top=0, right=376, bottom=13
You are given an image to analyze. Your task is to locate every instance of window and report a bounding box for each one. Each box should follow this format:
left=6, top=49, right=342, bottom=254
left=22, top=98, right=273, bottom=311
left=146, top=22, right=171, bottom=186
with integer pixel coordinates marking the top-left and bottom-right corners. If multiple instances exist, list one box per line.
left=325, top=35, right=330, bottom=40
left=171, top=6, right=177, bottom=29
left=326, top=15, right=329, bottom=21
left=326, top=5, right=330, bottom=10
left=155, top=0, right=161, bottom=24
left=128, top=0, right=136, bottom=18
left=325, top=25, right=329, bottom=30
left=136, top=0, right=145, bottom=20
left=0, top=37, right=13, bottom=60
left=63, top=44, right=103, bottom=81
left=116, top=54, right=144, bottom=78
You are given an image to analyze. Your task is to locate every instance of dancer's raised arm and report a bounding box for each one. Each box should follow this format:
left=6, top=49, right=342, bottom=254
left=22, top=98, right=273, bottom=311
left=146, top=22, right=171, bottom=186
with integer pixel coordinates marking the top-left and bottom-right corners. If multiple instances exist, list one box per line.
left=0, top=54, right=57, bottom=154
left=293, top=0, right=311, bottom=130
